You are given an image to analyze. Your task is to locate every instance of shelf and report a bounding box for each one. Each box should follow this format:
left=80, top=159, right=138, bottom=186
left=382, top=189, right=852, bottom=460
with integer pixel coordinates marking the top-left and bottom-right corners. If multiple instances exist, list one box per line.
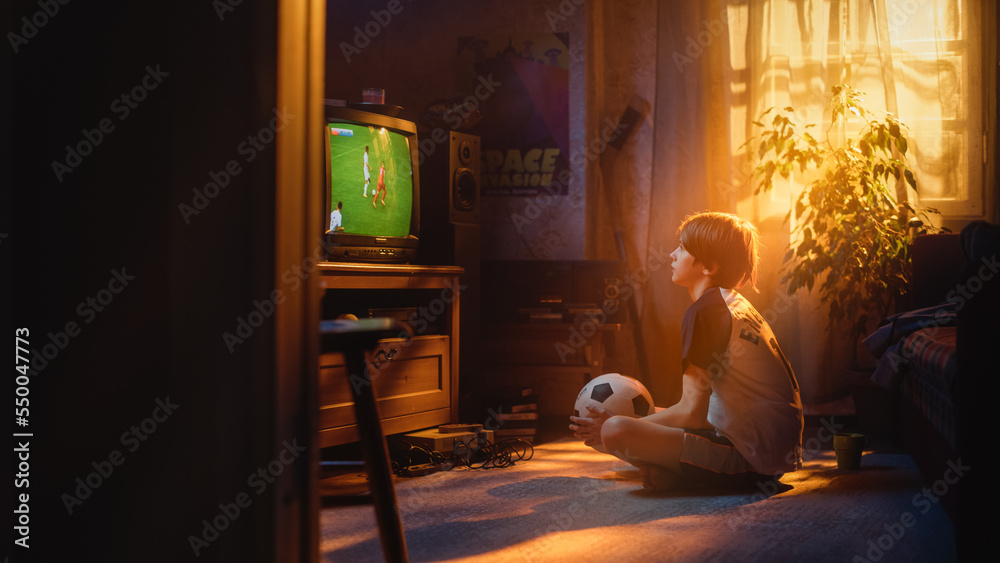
left=479, top=320, right=626, bottom=418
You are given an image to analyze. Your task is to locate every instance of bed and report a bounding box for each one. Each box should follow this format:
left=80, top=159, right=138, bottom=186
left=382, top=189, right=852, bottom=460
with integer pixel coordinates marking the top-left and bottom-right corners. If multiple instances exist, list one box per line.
left=863, top=221, right=998, bottom=548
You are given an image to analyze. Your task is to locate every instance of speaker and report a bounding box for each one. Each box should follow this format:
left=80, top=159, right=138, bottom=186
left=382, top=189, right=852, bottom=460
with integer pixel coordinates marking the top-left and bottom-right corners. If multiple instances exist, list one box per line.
left=448, top=133, right=480, bottom=225
left=418, top=131, right=481, bottom=264
left=417, top=131, right=482, bottom=410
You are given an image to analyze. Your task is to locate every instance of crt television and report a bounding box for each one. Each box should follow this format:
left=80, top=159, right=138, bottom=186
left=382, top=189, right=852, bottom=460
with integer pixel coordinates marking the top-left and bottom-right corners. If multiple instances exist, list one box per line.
left=322, top=106, right=420, bottom=263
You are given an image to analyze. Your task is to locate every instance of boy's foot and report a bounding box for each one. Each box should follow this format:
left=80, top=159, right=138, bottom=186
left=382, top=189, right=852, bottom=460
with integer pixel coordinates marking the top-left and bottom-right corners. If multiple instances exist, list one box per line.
left=638, top=463, right=679, bottom=493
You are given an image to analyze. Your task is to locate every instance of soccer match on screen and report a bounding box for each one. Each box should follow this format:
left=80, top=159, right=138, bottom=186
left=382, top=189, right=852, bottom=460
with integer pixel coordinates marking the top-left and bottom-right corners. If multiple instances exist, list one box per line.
left=326, top=123, right=413, bottom=237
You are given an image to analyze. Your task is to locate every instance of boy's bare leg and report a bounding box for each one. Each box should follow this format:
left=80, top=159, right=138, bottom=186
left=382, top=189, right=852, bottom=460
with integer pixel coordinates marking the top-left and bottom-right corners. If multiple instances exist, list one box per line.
left=600, top=415, right=687, bottom=491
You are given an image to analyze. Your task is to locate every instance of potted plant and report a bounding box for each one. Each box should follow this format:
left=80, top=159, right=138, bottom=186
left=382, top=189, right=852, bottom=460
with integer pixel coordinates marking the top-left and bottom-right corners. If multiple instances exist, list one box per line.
left=743, top=84, right=943, bottom=360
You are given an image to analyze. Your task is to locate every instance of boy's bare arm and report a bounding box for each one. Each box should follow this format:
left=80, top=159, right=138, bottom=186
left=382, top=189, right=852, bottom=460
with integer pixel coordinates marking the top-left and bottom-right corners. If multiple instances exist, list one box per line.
left=644, top=366, right=713, bottom=430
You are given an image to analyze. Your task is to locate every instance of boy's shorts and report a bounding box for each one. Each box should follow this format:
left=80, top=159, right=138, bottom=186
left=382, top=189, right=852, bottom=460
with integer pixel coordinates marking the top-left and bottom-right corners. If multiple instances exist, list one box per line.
left=678, top=428, right=775, bottom=489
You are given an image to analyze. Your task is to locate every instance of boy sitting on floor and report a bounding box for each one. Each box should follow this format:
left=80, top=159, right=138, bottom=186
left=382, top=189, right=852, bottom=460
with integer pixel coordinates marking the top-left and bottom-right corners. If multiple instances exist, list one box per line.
left=570, top=212, right=804, bottom=491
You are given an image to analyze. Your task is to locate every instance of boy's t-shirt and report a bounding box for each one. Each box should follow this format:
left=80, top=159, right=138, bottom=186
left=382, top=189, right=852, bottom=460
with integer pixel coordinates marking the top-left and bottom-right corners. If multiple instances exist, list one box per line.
left=681, top=287, right=804, bottom=474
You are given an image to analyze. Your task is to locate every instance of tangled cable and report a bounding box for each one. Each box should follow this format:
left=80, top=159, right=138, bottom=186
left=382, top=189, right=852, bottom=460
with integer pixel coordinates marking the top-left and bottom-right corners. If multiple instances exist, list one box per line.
left=391, top=432, right=533, bottom=476
left=455, top=436, right=533, bottom=469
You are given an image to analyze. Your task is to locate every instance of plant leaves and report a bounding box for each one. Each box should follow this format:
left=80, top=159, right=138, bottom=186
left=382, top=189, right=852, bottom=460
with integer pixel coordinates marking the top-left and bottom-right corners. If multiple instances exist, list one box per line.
left=746, top=84, right=942, bottom=345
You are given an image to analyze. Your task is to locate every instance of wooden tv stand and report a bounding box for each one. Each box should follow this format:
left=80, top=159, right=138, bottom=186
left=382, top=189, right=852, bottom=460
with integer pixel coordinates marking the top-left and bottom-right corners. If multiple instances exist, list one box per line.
left=316, top=262, right=463, bottom=447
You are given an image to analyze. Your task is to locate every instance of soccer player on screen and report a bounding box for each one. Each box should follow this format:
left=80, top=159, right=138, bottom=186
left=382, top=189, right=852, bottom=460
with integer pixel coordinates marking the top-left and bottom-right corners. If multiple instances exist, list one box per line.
left=362, top=146, right=373, bottom=197
left=373, top=161, right=387, bottom=207
left=329, top=201, right=344, bottom=232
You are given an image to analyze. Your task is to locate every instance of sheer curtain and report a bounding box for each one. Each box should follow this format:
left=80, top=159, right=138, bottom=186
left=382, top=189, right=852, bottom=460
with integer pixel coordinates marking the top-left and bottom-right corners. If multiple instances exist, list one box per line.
left=742, top=0, right=986, bottom=226
left=590, top=0, right=991, bottom=405
left=733, top=0, right=988, bottom=402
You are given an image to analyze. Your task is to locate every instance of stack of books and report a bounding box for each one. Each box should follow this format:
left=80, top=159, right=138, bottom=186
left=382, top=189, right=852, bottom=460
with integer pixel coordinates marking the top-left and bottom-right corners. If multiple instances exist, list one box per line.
left=490, top=386, right=539, bottom=443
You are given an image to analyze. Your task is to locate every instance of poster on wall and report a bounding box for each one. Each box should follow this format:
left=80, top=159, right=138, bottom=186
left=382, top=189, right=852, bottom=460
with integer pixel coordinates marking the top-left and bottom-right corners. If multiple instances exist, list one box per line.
left=456, top=33, right=570, bottom=196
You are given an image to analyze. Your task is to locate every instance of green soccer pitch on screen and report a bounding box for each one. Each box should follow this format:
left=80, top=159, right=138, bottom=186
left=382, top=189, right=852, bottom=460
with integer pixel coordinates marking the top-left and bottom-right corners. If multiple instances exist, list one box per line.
left=326, top=123, right=414, bottom=237
left=322, top=107, right=420, bottom=263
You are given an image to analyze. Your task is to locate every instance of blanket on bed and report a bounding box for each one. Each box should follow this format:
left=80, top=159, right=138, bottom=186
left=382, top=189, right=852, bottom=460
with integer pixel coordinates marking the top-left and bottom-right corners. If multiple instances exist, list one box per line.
left=863, top=300, right=959, bottom=389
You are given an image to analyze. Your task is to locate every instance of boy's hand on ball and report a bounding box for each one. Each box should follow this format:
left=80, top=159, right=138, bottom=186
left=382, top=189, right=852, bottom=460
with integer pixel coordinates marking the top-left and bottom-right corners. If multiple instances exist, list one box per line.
left=569, top=404, right=612, bottom=448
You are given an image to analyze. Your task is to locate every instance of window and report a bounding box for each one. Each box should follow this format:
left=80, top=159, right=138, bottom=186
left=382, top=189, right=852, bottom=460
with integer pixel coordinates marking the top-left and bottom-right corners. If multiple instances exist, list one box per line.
left=741, top=0, right=989, bottom=224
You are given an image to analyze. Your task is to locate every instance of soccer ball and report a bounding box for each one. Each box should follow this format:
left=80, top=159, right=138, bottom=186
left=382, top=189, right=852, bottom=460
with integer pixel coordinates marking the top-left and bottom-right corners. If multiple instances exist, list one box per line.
left=573, top=373, right=654, bottom=420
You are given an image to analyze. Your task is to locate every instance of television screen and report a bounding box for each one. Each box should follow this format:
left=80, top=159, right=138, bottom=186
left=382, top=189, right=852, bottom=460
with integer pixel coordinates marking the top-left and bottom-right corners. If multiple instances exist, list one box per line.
left=323, top=107, right=419, bottom=262
left=326, top=122, right=413, bottom=236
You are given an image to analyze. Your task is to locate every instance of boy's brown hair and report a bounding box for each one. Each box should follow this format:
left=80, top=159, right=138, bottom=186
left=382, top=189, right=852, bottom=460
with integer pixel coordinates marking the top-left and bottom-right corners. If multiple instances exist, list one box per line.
left=678, top=212, right=761, bottom=291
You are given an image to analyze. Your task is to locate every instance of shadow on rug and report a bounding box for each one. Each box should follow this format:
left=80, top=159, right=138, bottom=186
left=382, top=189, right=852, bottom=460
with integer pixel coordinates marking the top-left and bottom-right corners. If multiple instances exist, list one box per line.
left=321, top=439, right=956, bottom=562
